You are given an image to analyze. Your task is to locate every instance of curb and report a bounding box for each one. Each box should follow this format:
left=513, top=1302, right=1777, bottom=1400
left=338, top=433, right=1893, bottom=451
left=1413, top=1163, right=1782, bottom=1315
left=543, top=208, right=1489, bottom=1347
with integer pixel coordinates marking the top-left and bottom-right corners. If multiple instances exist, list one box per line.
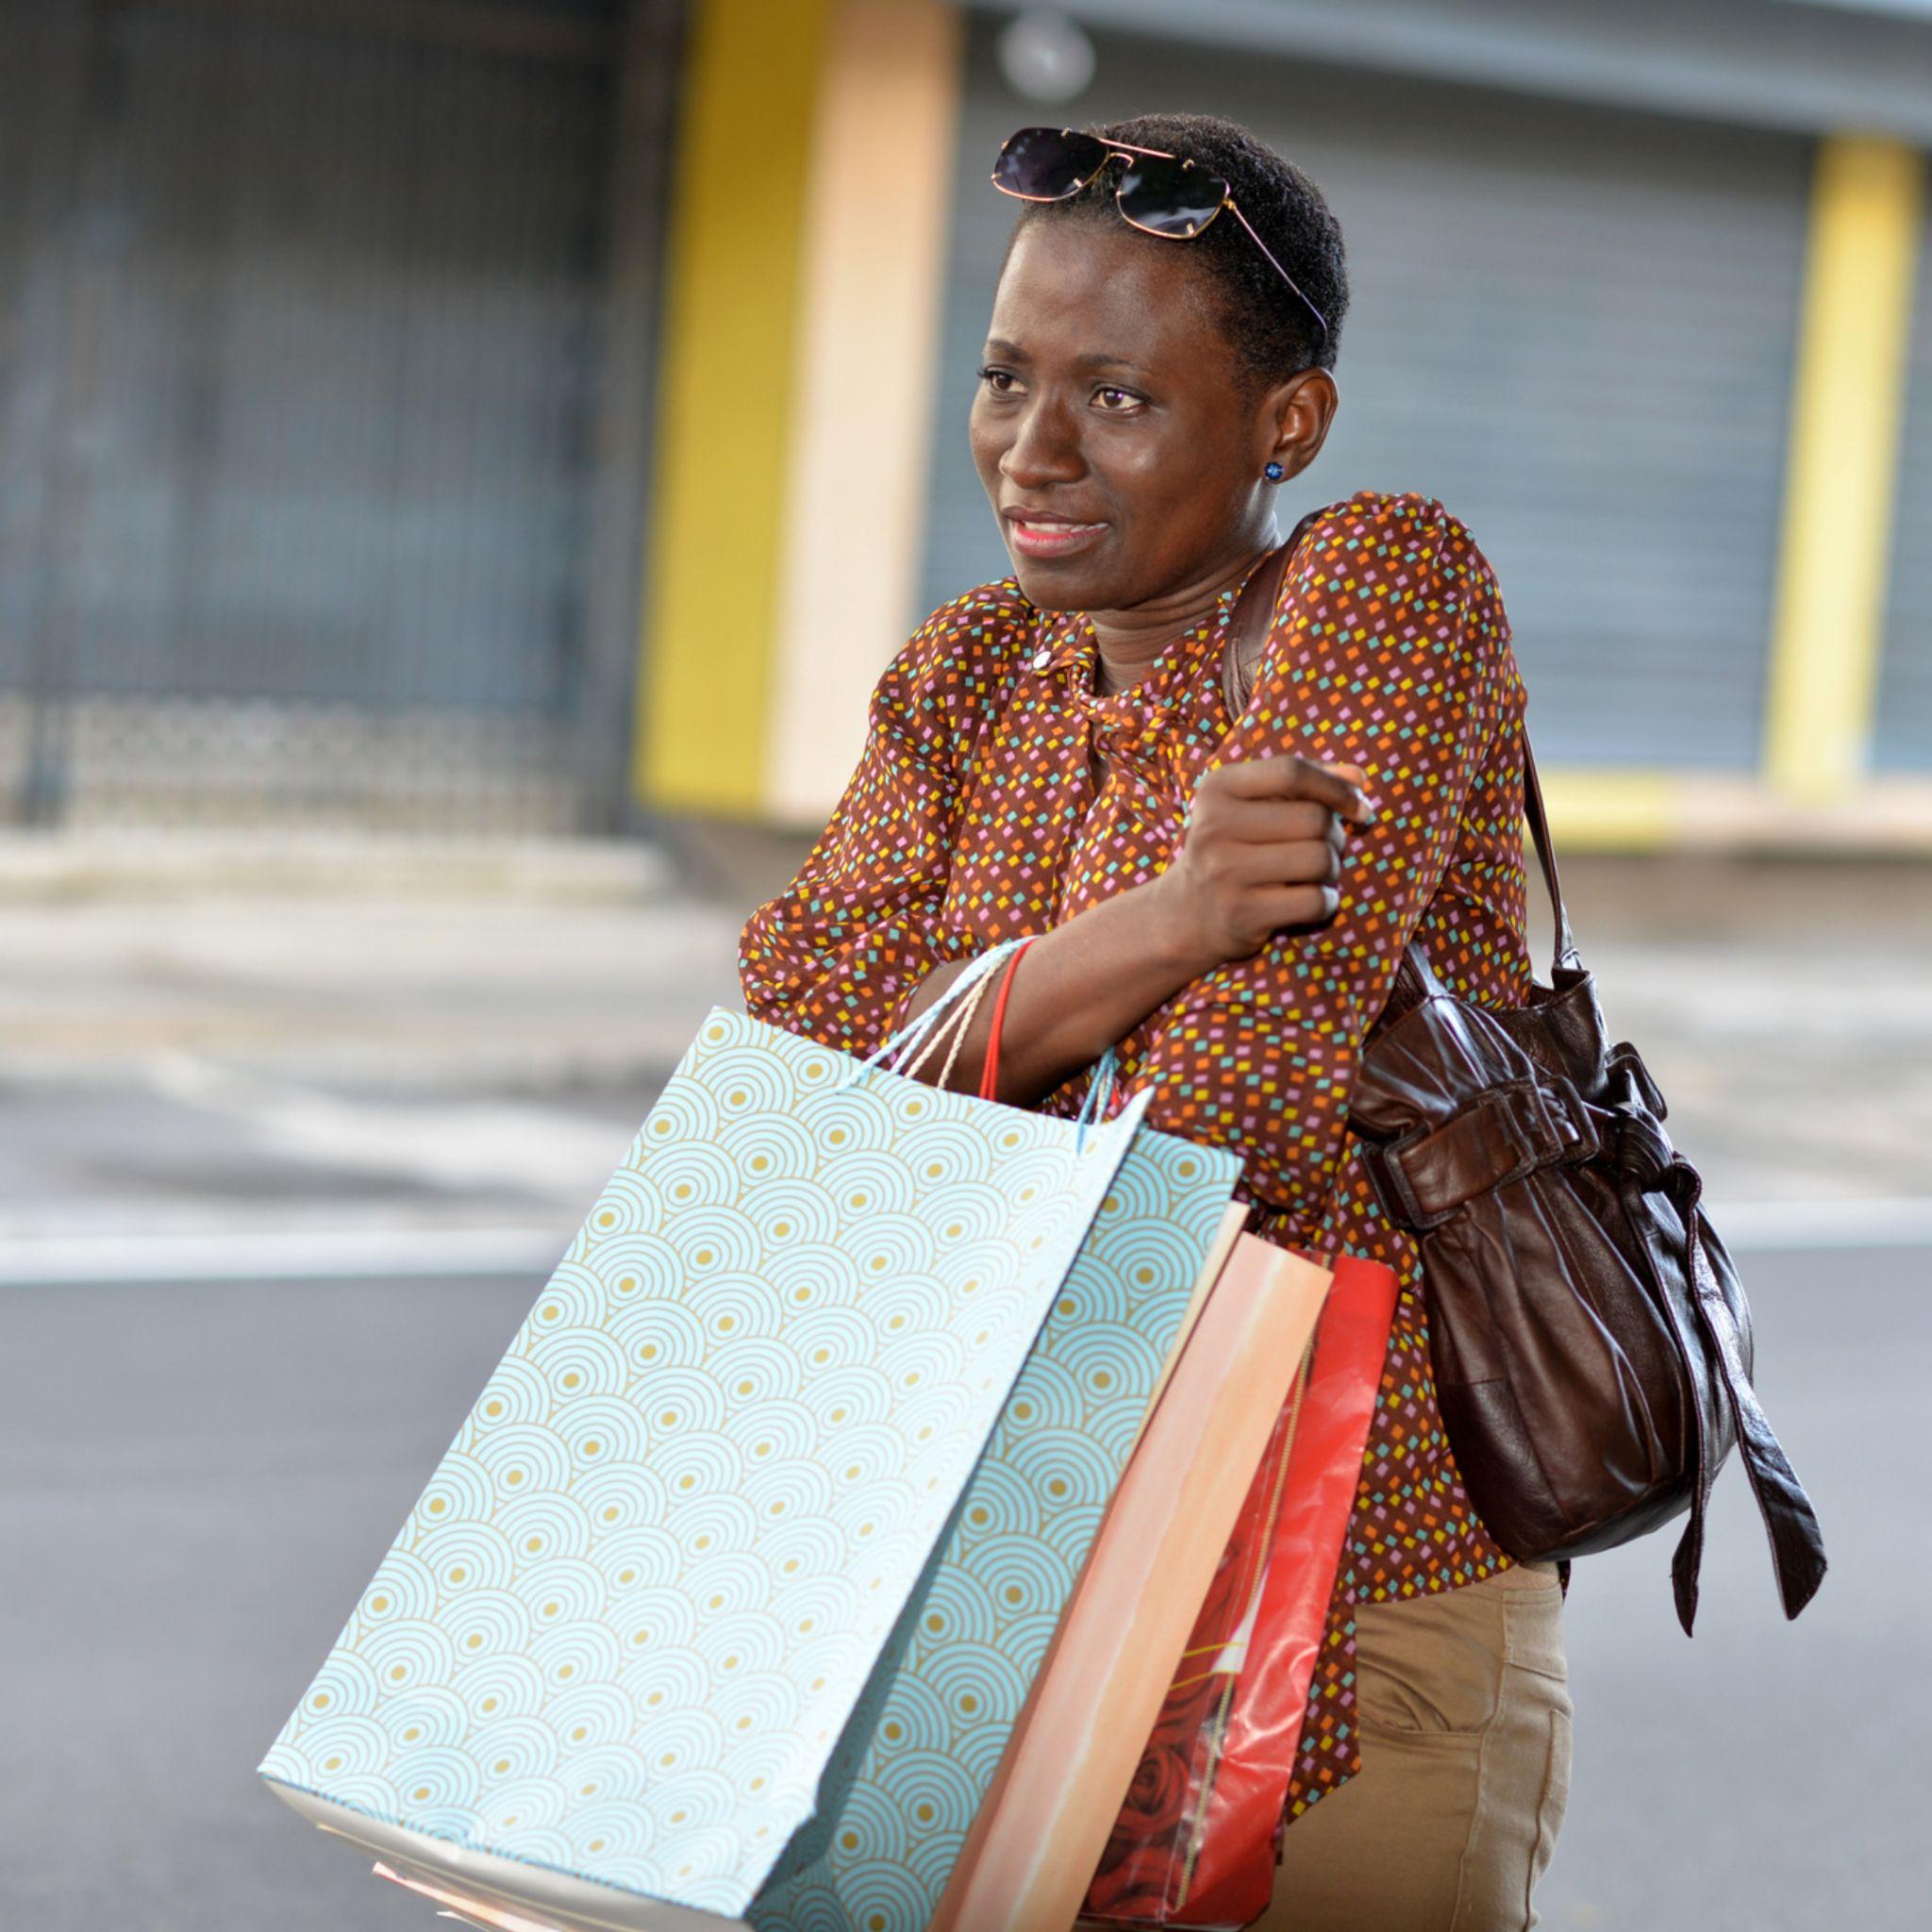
left=0, top=829, right=678, bottom=903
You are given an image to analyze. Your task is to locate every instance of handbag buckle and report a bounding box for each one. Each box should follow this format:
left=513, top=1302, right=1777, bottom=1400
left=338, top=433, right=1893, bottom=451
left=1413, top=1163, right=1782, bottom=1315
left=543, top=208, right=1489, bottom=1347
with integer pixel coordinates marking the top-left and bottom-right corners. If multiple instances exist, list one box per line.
left=1359, top=1132, right=1447, bottom=1232
left=1363, top=1078, right=1601, bottom=1234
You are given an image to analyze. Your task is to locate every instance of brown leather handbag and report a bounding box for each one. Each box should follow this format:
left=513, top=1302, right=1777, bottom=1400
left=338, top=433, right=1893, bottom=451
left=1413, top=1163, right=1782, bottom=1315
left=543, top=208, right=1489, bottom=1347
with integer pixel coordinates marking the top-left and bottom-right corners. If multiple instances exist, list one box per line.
left=1223, top=533, right=1826, bottom=1635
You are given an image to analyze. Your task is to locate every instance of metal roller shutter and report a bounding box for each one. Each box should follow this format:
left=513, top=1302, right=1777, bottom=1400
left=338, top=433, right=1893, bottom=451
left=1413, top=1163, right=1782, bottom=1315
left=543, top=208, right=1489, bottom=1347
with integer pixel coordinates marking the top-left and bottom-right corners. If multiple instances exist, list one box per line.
left=0, top=0, right=625, bottom=830
left=1875, top=205, right=1932, bottom=774
left=921, top=15, right=1811, bottom=771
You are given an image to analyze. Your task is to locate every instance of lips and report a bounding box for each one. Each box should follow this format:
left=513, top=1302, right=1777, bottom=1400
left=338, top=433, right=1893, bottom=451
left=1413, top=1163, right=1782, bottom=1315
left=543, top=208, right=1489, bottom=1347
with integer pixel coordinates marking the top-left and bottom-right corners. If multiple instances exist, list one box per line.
left=1004, top=510, right=1108, bottom=560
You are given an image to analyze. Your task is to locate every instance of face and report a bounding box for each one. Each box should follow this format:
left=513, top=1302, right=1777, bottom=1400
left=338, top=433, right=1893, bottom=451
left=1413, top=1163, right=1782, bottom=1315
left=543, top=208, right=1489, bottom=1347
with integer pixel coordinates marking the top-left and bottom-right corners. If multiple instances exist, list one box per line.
left=970, top=218, right=1331, bottom=613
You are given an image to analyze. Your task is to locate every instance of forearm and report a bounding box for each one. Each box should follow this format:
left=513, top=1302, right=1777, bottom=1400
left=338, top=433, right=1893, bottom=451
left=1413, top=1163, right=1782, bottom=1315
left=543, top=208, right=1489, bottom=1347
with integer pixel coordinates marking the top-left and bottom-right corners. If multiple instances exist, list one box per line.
left=897, top=877, right=1217, bottom=1105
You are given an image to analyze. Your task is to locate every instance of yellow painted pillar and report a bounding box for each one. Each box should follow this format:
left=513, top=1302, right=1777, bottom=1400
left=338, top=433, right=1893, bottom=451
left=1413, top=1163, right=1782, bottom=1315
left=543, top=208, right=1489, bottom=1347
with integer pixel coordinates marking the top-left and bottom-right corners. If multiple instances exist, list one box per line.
left=636, top=0, right=965, bottom=824
left=1763, top=133, right=1924, bottom=804
left=634, top=0, right=834, bottom=817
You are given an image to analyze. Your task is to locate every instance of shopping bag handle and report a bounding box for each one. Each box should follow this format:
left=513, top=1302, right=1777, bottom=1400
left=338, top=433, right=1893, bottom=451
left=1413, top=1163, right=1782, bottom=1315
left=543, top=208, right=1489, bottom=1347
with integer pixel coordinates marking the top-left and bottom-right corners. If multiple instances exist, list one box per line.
left=976, top=938, right=1119, bottom=1148
left=846, top=934, right=1121, bottom=1147
left=852, top=937, right=1030, bottom=1087
left=976, top=939, right=1038, bottom=1100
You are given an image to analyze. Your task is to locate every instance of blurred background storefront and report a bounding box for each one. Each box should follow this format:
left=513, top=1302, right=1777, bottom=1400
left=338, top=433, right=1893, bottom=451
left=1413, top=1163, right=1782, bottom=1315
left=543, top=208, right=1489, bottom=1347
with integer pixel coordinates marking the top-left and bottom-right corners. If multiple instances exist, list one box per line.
left=7, top=0, right=1932, bottom=852
left=11, top=0, right=1932, bottom=854
left=1, top=0, right=672, bottom=834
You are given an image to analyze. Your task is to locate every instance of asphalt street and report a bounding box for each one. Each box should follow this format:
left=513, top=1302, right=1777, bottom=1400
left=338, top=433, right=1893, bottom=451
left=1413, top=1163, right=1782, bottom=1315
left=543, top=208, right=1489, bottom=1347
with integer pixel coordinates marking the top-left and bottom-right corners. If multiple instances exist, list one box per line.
left=0, top=1245, right=1920, bottom=1932
left=1, top=838, right=1924, bottom=1928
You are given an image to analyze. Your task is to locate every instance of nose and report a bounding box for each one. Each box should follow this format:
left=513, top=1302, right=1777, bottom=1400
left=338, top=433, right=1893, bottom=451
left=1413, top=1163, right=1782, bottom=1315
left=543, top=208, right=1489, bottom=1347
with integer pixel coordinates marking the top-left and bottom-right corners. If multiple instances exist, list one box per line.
left=997, top=391, right=1085, bottom=491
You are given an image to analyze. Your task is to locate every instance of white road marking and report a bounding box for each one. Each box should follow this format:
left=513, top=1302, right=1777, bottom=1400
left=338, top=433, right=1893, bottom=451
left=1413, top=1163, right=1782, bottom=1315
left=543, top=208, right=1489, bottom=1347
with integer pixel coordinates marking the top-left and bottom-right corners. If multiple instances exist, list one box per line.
left=140, top=1051, right=641, bottom=1195
left=1703, top=1194, right=1932, bottom=1249
left=2, top=1198, right=1928, bottom=1285
left=0, top=1226, right=572, bottom=1284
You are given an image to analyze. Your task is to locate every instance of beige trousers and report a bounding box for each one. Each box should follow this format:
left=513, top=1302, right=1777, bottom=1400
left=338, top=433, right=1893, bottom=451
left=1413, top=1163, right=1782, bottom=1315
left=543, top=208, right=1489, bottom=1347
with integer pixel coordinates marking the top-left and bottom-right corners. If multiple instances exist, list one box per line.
left=1255, top=1558, right=1573, bottom=1932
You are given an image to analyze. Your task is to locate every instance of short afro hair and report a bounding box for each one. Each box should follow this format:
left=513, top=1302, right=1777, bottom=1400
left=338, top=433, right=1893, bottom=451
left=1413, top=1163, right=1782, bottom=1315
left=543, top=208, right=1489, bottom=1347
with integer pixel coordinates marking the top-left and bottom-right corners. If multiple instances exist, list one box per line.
left=1003, top=111, right=1348, bottom=394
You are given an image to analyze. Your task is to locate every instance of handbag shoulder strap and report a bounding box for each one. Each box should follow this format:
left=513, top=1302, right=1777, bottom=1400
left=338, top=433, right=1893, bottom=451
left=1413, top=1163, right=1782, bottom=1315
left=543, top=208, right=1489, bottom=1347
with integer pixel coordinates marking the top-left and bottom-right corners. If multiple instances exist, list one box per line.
left=1222, top=523, right=1578, bottom=978
left=1520, top=736, right=1578, bottom=973
left=1218, top=513, right=1311, bottom=723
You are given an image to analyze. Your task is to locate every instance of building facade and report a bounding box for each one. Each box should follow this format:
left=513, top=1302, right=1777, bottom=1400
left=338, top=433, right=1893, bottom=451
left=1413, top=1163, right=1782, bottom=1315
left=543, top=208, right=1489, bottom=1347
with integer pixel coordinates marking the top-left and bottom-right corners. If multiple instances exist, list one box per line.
left=0, top=0, right=676, bottom=832
left=7, top=0, right=1932, bottom=848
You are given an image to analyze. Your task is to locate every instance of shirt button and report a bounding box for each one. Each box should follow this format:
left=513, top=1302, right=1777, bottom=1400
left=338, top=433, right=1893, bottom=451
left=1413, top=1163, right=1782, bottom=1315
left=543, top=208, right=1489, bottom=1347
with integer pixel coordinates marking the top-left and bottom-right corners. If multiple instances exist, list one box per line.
left=1030, top=648, right=1054, bottom=673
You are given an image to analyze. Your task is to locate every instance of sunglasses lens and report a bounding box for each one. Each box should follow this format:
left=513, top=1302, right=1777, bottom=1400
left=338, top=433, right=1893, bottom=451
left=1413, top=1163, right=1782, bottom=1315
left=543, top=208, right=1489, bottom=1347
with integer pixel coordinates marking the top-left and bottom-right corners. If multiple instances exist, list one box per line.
left=992, top=125, right=1108, bottom=200
left=1117, top=156, right=1227, bottom=237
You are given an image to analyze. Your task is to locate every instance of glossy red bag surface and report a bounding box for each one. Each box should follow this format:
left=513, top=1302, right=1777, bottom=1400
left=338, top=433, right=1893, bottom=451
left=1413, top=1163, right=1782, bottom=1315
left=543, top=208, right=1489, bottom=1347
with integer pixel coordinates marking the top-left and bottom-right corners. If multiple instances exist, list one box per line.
left=1079, top=1253, right=1400, bottom=1929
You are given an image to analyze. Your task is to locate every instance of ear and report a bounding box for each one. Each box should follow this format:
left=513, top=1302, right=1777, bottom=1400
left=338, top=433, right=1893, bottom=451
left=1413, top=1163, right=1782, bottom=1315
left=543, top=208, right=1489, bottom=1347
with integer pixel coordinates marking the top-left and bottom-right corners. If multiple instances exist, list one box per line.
left=1258, top=367, right=1338, bottom=485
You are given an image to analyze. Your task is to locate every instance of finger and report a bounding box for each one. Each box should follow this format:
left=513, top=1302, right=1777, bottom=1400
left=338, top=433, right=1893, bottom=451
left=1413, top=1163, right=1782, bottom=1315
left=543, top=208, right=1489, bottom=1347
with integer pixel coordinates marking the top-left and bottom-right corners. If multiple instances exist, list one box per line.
left=1219, top=797, right=1337, bottom=845
left=1214, top=753, right=1375, bottom=823
left=1224, top=839, right=1343, bottom=888
left=1249, top=882, right=1341, bottom=929
left=1220, top=801, right=1355, bottom=866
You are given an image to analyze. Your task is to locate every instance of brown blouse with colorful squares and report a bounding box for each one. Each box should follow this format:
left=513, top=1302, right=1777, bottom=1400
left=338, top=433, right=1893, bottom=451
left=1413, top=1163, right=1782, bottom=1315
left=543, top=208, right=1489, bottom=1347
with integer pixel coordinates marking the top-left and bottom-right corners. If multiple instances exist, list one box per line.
left=738, top=487, right=1533, bottom=1824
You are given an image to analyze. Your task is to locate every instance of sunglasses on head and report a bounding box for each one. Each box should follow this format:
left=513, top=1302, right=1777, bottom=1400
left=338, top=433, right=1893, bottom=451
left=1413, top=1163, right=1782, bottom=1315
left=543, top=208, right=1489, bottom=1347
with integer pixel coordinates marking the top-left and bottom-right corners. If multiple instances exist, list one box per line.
left=991, top=125, right=1329, bottom=344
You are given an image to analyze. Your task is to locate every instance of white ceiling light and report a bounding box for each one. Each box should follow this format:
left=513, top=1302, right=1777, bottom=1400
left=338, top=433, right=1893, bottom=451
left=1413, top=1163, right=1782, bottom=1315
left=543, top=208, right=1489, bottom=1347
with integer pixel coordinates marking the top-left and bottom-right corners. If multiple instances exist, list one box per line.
left=997, top=9, right=1099, bottom=104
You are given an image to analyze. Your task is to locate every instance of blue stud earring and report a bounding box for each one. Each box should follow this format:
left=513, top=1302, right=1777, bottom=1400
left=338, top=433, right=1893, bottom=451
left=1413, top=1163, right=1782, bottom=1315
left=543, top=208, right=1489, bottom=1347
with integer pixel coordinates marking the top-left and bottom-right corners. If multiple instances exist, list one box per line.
left=1263, top=460, right=1285, bottom=482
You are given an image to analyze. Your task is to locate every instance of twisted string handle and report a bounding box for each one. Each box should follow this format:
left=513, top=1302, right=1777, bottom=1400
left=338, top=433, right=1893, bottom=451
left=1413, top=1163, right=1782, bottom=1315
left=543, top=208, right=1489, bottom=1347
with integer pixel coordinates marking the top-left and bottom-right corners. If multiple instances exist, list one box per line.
left=897, top=961, right=998, bottom=1089
left=1072, top=1045, right=1119, bottom=1154
left=842, top=938, right=1029, bottom=1091
left=838, top=936, right=1124, bottom=1148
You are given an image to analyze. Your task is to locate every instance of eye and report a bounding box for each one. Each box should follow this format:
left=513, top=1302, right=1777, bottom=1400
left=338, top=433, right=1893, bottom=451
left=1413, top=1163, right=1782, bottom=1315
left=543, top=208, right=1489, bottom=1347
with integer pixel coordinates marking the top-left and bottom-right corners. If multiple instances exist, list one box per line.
left=976, top=364, right=1020, bottom=394
left=1093, top=385, right=1145, bottom=412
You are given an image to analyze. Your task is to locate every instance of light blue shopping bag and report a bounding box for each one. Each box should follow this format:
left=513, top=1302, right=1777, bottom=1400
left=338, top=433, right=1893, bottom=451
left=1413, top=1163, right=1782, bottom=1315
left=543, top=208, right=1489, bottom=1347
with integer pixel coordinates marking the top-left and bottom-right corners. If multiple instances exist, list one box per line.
left=749, top=1117, right=1241, bottom=1932
left=259, top=942, right=1241, bottom=1931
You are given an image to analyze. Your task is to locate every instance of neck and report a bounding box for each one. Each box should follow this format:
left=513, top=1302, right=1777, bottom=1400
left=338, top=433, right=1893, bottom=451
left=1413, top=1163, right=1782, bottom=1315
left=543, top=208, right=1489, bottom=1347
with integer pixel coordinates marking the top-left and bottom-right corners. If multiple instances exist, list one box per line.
left=1085, top=535, right=1277, bottom=696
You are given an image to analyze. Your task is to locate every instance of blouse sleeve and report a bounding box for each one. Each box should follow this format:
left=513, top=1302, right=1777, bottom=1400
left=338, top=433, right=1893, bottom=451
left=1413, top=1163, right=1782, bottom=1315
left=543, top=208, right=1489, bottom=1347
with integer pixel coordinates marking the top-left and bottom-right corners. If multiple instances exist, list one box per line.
left=737, top=589, right=1014, bottom=1057
left=1128, top=492, right=1519, bottom=1241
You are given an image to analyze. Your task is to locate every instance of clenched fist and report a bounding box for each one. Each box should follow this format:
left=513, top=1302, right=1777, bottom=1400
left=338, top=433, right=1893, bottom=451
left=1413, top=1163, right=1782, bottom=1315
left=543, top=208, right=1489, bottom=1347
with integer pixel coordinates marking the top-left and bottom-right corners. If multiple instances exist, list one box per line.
left=1147, top=754, right=1374, bottom=974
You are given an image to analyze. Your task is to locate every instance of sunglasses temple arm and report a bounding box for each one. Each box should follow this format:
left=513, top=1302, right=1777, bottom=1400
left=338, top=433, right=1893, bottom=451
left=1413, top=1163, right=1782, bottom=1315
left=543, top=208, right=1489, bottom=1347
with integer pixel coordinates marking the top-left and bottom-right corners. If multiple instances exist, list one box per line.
left=1226, top=200, right=1328, bottom=339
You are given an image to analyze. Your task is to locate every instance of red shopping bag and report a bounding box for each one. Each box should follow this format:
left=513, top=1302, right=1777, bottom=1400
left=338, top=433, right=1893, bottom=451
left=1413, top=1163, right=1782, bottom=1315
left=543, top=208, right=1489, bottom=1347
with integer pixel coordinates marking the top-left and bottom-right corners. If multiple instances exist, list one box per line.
left=1080, top=1252, right=1399, bottom=1929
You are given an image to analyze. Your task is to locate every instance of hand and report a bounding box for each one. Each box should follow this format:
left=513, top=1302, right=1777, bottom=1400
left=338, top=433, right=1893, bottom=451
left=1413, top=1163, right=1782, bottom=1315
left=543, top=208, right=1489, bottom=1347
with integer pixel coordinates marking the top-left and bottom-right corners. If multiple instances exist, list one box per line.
left=1148, top=754, right=1375, bottom=973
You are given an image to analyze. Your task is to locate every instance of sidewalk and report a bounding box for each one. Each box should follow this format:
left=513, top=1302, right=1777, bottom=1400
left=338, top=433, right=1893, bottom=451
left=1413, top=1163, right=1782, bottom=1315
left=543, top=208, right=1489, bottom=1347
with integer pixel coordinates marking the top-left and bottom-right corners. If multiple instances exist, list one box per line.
left=0, top=831, right=741, bottom=1274
left=1, top=830, right=1925, bottom=1275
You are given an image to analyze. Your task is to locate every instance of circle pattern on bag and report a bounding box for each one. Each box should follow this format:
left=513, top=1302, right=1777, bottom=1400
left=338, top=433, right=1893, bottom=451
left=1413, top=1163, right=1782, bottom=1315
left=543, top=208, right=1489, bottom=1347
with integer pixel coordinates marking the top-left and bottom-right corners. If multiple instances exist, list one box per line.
left=258, top=1009, right=1155, bottom=1917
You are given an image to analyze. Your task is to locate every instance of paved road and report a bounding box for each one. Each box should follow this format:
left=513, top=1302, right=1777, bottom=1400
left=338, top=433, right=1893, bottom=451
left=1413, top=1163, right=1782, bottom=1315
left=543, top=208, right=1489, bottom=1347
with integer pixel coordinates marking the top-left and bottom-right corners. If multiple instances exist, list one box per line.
left=0, top=1246, right=1918, bottom=1932
left=2, top=842, right=1924, bottom=1924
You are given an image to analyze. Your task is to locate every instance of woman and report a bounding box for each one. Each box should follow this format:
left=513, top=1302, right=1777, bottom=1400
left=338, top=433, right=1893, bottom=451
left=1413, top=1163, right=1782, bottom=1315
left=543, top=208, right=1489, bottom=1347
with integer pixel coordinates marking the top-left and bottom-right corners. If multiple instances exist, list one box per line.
left=739, top=112, right=1571, bottom=1931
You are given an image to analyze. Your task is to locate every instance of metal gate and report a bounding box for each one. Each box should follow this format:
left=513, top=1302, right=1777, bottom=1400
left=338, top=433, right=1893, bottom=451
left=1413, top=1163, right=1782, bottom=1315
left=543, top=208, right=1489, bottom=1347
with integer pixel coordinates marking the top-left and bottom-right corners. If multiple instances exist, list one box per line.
left=0, top=0, right=647, bottom=832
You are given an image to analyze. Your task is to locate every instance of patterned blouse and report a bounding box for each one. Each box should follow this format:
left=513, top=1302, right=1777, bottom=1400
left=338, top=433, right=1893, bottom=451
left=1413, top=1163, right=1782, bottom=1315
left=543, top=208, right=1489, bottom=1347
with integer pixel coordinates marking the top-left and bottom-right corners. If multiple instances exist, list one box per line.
left=738, top=487, right=1534, bottom=1824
